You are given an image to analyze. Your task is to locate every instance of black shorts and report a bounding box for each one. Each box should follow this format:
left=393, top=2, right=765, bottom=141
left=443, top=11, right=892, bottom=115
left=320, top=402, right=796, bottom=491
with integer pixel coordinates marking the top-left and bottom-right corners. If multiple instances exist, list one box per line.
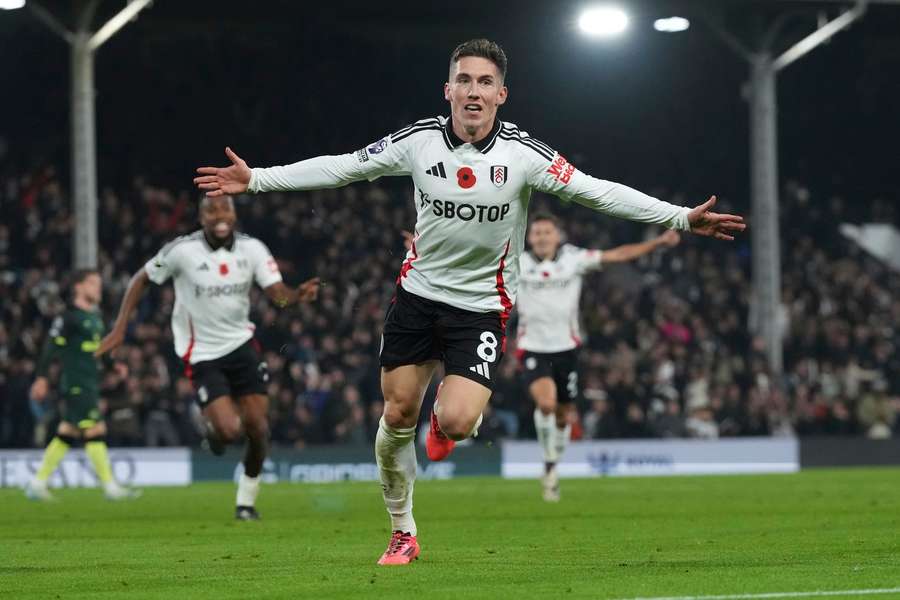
left=189, top=340, right=269, bottom=407
left=380, top=286, right=507, bottom=390
left=518, top=349, right=580, bottom=405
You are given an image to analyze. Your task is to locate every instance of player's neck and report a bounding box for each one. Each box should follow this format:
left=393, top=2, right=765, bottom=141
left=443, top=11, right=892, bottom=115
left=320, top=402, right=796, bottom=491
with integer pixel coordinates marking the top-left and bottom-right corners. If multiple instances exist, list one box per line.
left=73, top=297, right=94, bottom=312
left=535, top=247, right=558, bottom=261
left=204, top=231, right=234, bottom=251
left=452, top=117, right=496, bottom=145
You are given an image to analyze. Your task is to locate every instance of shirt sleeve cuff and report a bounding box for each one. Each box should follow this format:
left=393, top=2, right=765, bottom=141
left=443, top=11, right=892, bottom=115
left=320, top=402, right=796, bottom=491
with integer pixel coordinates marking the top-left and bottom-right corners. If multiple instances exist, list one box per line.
left=676, top=207, right=691, bottom=231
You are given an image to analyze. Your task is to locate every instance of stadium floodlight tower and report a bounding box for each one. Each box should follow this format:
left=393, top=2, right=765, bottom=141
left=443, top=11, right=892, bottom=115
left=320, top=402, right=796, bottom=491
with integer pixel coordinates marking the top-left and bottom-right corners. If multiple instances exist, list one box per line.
left=23, top=0, right=153, bottom=269
left=580, top=0, right=893, bottom=375
left=697, top=0, right=898, bottom=374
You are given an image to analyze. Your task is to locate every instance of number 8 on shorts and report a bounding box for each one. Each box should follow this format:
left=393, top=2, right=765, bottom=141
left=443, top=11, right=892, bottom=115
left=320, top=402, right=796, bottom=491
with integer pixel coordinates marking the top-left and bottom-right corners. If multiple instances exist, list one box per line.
left=476, top=331, right=498, bottom=362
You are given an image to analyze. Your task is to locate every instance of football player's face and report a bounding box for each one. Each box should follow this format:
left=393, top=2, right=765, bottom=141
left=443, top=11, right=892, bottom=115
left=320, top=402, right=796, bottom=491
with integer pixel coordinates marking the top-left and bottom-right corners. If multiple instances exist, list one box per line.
left=528, top=220, right=561, bottom=259
left=200, top=196, right=237, bottom=240
left=445, top=56, right=507, bottom=136
left=76, top=273, right=102, bottom=307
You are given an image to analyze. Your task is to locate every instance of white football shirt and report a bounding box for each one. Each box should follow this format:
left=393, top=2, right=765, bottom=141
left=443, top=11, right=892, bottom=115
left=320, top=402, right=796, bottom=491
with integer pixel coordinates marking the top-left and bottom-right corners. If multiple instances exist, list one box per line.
left=144, top=231, right=283, bottom=364
left=516, top=244, right=602, bottom=353
left=248, top=116, right=689, bottom=328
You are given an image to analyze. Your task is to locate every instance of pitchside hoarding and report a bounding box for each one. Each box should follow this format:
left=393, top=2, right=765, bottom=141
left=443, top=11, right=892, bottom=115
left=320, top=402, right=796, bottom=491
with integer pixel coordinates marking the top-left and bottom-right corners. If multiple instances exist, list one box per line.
left=192, top=443, right=502, bottom=483
left=0, top=448, right=191, bottom=488
left=502, top=438, right=800, bottom=478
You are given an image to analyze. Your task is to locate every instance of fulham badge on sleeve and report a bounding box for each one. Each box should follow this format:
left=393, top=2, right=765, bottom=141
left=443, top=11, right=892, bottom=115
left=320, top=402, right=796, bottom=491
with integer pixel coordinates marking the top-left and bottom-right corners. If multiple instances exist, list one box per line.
left=490, top=165, right=508, bottom=188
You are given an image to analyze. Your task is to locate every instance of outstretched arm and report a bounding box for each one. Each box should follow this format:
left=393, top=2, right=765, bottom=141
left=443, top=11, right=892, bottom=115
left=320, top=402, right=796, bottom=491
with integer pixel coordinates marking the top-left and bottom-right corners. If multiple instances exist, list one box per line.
left=601, top=229, right=680, bottom=264
left=264, top=278, right=321, bottom=308
left=95, top=269, right=150, bottom=357
left=524, top=143, right=745, bottom=240
left=568, top=176, right=744, bottom=241
left=194, top=133, right=411, bottom=196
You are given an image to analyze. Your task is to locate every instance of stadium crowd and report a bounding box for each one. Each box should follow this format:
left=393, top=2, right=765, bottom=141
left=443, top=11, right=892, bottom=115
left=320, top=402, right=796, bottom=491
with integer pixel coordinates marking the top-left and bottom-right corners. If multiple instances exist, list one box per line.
left=1, top=166, right=898, bottom=449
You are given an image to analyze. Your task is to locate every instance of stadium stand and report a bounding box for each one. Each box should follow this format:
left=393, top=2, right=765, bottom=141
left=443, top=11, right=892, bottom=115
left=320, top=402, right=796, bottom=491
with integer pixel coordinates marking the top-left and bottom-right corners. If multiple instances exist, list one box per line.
left=1, top=166, right=898, bottom=448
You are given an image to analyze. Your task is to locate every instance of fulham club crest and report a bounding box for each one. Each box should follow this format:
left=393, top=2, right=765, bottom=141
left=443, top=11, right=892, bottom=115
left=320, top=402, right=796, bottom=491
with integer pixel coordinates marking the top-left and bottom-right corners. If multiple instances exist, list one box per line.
left=490, top=165, right=508, bottom=188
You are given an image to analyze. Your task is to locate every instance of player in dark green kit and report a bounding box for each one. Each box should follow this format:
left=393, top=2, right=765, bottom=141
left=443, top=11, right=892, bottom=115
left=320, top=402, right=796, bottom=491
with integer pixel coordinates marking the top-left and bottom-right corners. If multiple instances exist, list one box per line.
left=25, top=269, right=140, bottom=501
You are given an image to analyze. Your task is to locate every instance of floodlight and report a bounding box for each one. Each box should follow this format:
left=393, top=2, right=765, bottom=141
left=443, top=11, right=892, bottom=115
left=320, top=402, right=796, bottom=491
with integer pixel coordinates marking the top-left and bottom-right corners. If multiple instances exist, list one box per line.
left=0, top=0, right=26, bottom=10
left=654, top=17, right=690, bottom=33
left=578, top=6, right=629, bottom=36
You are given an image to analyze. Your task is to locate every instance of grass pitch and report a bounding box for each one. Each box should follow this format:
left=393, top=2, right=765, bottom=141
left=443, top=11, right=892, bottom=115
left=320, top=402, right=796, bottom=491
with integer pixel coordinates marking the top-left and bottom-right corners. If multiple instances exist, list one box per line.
left=3, top=468, right=900, bottom=599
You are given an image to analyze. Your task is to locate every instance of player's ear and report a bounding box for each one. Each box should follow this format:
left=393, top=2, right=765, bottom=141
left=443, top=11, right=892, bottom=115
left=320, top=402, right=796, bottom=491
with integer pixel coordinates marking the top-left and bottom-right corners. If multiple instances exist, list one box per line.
left=444, top=82, right=451, bottom=101
left=497, top=85, right=508, bottom=106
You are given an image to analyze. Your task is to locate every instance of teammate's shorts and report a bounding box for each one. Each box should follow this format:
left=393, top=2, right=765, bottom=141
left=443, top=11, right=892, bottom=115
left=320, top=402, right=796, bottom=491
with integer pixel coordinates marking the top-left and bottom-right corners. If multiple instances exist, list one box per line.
left=61, top=387, right=102, bottom=429
left=518, top=349, right=580, bottom=405
left=189, top=340, right=269, bottom=407
left=380, top=285, right=506, bottom=390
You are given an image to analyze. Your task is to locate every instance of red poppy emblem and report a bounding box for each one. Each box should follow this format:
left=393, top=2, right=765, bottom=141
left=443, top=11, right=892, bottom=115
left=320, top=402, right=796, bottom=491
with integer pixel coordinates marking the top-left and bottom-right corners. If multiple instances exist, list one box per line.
left=219, top=263, right=229, bottom=276
left=457, top=166, right=476, bottom=189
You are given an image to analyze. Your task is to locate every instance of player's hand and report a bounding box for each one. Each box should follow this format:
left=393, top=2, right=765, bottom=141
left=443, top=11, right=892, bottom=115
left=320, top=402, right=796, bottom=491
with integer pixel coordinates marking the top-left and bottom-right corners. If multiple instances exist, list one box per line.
left=297, top=277, right=321, bottom=303
left=687, top=195, right=746, bottom=241
left=658, top=230, right=681, bottom=247
left=401, top=230, right=414, bottom=251
left=194, top=147, right=252, bottom=197
left=29, top=377, right=49, bottom=402
left=95, top=327, right=125, bottom=357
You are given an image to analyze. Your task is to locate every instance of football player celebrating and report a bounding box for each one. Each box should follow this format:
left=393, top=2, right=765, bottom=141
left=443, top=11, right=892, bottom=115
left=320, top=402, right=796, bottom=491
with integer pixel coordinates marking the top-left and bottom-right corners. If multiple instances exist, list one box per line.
left=194, top=39, right=743, bottom=562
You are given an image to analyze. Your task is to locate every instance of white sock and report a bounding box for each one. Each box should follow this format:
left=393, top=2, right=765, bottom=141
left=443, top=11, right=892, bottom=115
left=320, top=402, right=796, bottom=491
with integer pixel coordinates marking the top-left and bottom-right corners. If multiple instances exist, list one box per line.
left=376, top=417, right=417, bottom=536
left=468, top=413, right=484, bottom=438
left=554, top=423, right=571, bottom=464
left=236, top=473, right=261, bottom=507
left=534, top=409, right=558, bottom=463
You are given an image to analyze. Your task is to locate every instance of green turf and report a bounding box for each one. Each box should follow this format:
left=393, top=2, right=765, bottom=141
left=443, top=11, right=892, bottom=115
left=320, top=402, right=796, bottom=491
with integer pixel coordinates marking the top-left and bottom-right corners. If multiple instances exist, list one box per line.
left=3, top=468, right=900, bottom=599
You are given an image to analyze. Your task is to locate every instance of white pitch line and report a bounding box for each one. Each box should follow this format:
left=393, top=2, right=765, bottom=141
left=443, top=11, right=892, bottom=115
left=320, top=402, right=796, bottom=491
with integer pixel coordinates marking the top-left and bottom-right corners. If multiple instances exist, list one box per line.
left=613, top=588, right=900, bottom=600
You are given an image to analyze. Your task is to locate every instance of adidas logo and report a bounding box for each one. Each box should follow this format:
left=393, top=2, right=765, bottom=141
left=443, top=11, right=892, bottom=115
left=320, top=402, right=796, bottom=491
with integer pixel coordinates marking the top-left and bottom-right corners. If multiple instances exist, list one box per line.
left=197, top=263, right=210, bottom=271
left=425, top=162, right=447, bottom=178
left=469, top=362, right=491, bottom=379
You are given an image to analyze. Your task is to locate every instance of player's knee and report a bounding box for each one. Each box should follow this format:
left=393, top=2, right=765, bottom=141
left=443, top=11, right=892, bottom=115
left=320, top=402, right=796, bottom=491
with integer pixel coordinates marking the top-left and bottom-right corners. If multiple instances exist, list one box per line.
left=216, top=420, right=243, bottom=443
left=438, top=411, right=480, bottom=441
left=382, top=398, right=418, bottom=429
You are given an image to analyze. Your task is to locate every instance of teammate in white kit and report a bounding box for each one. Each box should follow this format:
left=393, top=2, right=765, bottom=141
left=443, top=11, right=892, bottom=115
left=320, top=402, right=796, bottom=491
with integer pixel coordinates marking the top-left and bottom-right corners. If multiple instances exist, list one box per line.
left=517, top=212, right=680, bottom=502
left=96, top=195, right=319, bottom=520
left=194, top=39, right=744, bottom=564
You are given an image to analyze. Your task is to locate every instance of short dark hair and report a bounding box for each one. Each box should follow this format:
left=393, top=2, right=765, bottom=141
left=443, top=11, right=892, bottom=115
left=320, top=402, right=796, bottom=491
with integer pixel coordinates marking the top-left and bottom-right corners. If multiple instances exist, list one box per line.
left=529, top=211, right=561, bottom=228
left=71, top=268, right=100, bottom=287
left=450, top=39, right=507, bottom=81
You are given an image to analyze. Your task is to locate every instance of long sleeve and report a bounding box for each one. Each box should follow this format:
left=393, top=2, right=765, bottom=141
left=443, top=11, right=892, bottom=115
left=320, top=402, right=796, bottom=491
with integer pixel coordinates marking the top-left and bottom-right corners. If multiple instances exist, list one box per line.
left=523, top=143, right=690, bottom=231
left=248, top=133, right=411, bottom=193
left=565, top=171, right=690, bottom=231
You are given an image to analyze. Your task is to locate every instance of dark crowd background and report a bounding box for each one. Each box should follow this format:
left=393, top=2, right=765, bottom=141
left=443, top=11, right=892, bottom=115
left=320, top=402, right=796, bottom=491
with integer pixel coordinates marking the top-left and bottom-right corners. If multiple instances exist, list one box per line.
left=1, top=0, right=899, bottom=448
left=1, top=170, right=898, bottom=448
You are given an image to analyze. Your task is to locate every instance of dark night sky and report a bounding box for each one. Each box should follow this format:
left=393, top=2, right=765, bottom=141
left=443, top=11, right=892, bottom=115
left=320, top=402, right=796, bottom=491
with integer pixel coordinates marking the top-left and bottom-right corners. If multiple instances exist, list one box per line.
left=1, top=0, right=899, bottom=208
